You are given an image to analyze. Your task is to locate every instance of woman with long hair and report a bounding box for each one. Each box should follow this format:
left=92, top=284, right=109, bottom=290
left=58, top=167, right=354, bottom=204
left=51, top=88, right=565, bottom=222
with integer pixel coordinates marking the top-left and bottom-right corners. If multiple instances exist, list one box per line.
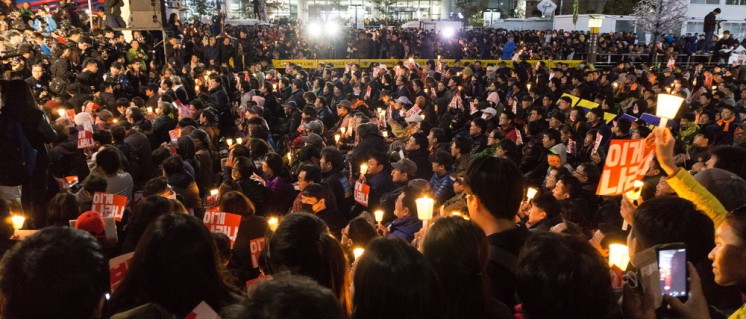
left=109, top=214, right=242, bottom=317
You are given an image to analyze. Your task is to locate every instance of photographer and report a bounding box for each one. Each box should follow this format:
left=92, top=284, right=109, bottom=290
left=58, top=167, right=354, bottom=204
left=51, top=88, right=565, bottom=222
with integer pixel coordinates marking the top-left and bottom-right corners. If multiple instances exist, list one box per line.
left=25, top=64, right=50, bottom=103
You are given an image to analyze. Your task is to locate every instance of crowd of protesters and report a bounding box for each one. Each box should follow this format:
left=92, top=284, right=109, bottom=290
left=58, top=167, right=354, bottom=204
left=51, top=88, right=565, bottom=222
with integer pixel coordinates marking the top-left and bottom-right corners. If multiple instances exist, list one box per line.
left=1, top=3, right=746, bottom=318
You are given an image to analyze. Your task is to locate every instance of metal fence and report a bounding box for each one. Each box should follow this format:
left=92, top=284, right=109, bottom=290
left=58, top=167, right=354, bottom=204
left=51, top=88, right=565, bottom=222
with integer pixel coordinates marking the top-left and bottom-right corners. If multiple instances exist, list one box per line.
left=593, top=53, right=718, bottom=68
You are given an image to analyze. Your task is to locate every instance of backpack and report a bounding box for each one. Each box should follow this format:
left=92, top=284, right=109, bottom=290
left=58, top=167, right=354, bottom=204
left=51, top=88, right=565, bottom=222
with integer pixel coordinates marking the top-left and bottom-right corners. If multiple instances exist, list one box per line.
left=50, top=76, right=69, bottom=96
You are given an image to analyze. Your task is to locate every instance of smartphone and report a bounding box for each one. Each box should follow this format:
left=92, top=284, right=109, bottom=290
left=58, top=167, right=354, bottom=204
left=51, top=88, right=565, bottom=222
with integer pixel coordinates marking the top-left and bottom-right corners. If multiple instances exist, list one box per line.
left=656, top=243, right=688, bottom=300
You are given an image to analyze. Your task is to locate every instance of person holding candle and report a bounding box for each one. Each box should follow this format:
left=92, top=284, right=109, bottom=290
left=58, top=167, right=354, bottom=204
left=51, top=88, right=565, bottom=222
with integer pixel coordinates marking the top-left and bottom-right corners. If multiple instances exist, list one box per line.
left=351, top=151, right=395, bottom=218
left=376, top=185, right=424, bottom=242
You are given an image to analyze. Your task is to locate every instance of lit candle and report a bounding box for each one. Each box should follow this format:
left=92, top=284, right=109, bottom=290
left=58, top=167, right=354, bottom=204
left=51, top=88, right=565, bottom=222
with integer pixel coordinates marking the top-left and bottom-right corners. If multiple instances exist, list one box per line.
left=526, top=83, right=532, bottom=91
left=374, top=210, right=383, bottom=223
left=11, top=215, right=25, bottom=230
left=421, top=114, right=425, bottom=120
left=526, top=187, right=538, bottom=200
left=608, top=244, right=630, bottom=270
left=360, top=164, right=368, bottom=175
left=147, top=107, right=154, bottom=113
left=334, top=134, right=340, bottom=143
left=268, top=217, right=279, bottom=232
left=625, top=180, right=645, bottom=201
left=424, top=88, right=429, bottom=93
left=377, top=107, right=382, bottom=114
left=112, top=119, right=118, bottom=123
left=711, top=85, right=717, bottom=91
left=272, top=83, right=277, bottom=90
left=195, top=85, right=199, bottom=93
left=236, top=137, right=243, bottom=145
left=341, top=127, right=347, bottom=134
left=380, top=110, right=386, bottom=117
left=353, top=247, right=365, bottom=260
left=57, top=108, right=66, bottom=117
left=415, top=196, right=434, bottom=221
left=451, top=211, right=461, bottom=217
left=226, top=139, right=234, bottom=147
left=656, top=94, right=684, bottom=128
left=382, top=131, right=388, bottom=138
left=210, top=189, right=219, bottom=196
left=612, top=82, right=619, bottom=88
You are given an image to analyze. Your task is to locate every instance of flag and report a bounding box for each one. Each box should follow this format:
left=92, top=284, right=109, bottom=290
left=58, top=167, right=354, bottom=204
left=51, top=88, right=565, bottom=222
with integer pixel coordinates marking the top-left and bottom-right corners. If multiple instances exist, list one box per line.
left=572, top=0, right=579, bottom=25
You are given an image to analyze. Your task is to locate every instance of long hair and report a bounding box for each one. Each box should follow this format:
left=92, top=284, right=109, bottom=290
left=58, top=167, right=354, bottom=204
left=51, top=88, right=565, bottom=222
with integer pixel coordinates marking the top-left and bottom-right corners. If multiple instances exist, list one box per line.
left=268, top=212, right=351, bottom=316
left=109, top=214, right=239, bottom=317
left=352, top=238, right=445, bottom=319
left=219, top=191, right=255, bottom=218
left=422, top=217, right=490, bottom=319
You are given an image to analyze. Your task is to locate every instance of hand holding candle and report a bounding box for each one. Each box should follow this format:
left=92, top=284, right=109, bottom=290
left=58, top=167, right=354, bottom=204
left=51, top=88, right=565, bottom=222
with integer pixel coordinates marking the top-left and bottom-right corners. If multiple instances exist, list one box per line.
left=360, top=164, right=368, bottom=176
left=226, top=138, right=234, bottom=147
left=526, top=187, right=538, bottom=200
left=353, top=247, right=364, bottom=260
left=374, top=210, right=383, bottom=223
left=608, top=244, right=630, bottom=270
left=268, top=217, right=279, bottom=232
left=415, top=196, right=434, bottom=221
left=11, top=215, right=25, bottom=231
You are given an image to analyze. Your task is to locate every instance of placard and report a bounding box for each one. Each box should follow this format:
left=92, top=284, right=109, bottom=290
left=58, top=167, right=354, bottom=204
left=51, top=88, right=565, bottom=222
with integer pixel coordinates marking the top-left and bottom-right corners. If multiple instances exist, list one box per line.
left=109, top=252, right=134, bottom=292
left=404, top=105, right=421, bottom=119
left=77, top=127, right=94, bottom=149
left=592, top=132, right=603, bottom=154
left=169, top=127, right=181, bottom=142
left=185, top=301, right=220, bottom=319
left=203, top=211, right=242, bottom=247
left=596, top=138, right=656, bottom=195
left=250, top=237, right=266, bottom=268
left=91, top=192, right=127, bottom=221
left=354, top=181, right=370, bottom=207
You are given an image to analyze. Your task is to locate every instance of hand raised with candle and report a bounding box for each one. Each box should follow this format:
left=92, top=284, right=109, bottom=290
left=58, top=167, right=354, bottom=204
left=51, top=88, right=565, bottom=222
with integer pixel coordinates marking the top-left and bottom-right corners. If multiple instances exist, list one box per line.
left=652, top=127, right=678, bottom=176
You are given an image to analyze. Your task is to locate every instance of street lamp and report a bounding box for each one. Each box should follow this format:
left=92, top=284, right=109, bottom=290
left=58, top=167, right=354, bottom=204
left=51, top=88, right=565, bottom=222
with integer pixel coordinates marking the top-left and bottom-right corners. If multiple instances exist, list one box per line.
left=588, top=17, right=602, bottom=66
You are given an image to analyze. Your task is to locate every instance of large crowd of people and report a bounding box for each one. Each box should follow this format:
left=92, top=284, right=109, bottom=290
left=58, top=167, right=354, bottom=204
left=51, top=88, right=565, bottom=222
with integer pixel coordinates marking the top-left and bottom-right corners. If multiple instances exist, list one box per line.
left=1, top=3, right=746, bottom=319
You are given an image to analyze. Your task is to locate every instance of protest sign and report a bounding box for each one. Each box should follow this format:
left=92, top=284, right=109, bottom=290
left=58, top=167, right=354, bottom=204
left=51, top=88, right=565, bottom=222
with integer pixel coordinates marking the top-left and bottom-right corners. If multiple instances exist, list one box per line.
left=169, top=127, right=181, bottom=142
left=596, top=138, right=656, bottom=195
left=203, top=212, right=242, bottom=247
left=185, top=301, right=220, bottom=319
left=91, top=192, right=127, bottom=221
left=109, top=252, right=134, bottom=292
left=77, top=124, right=94, bottom=149
left=250, top=237, right=267, bottom=268
left=354, top=181, right=370, bottom=207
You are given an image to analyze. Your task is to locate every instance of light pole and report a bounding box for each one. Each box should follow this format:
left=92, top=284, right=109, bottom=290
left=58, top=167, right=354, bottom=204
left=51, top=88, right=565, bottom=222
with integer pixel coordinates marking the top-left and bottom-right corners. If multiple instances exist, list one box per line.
left=588, top=17, right=602, bottom=66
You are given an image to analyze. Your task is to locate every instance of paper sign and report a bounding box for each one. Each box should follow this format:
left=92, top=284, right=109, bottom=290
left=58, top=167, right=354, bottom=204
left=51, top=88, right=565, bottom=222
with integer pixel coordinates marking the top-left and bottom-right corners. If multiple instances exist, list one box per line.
left=365, top=86, right=371, bottom=99
left=620, top=113, right=639, bottom=124
left=77, top=130, right=94, bottom=149
left=64, top=176, right=79, bottom=188
left=592, top=132, right=603, bottom=154
left=354, top=181, right=370, bottom=207
left=511, top=99, right=517, bottom=114
left=596, top=138, right=656, bottom=195
left=560, top=93, right=580, bottom=107
left=109, top=252, right=134, bottom=292
left=203, top=212, right=242, bottom=247
left=185, top=301, right=220, bottom=319
left=404, top=105, right=421, bottom=119
left=66, top=109, right=76, bottom=119
left=169, top=127, right=181, bottom=142
left=577, top=99, right=599, bottom=109
left=250, top=237, right=266, bottom=268
left=449, top=94, right=462, bottom=109
left=604, top=112, right=617, bottom=124
left=91, top=192, right=127, bottom=221
left=640, top=113, right=663, bottom=127
left=516, top=129, right=524, bottom=145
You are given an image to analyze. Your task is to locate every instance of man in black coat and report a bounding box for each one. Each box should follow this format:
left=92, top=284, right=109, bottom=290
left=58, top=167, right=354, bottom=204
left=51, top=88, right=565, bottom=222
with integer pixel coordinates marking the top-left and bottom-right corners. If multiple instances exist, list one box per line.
left=207, top=73, right=234, bottom=136
left=704, top=8, right=721, bottom=52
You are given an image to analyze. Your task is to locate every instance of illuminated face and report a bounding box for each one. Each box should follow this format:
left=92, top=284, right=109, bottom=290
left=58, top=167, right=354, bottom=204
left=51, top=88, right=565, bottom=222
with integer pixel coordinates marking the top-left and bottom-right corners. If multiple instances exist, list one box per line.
left=547, top=154, right=561, bottom=168
left=709, top=222, right=746, bottom=286
left=393, top=192, right=408, bottom=219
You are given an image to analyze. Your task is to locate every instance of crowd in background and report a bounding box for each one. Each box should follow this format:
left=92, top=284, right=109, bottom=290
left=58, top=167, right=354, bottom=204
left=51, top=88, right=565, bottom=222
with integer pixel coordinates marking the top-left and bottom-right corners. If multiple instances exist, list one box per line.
left=1, top=3, right=746, bottom=319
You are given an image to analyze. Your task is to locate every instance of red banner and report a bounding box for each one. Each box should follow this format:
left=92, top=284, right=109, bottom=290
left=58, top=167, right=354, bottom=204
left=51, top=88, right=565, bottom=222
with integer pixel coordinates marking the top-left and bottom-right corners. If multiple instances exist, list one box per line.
left=109, top=252, right=134, bottom=292
left=203, top=212, right=242, bottom=247
left=91, top=192, right=127, bottom=221
left=596, top=138, right=655, bottom=196
left=169, top=127, right=181, bottom=142
left=250, top=237, right=266, bottom=268
left=77, top=130, right=94, bottom=149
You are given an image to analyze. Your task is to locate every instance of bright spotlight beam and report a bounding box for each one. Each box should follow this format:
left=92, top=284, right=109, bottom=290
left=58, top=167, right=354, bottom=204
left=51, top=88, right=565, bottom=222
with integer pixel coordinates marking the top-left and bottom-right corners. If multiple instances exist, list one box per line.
left=442, top=27, right=455, bottom=38
left=308, top=22, right=322, bottom=38
left=324, top=20, right=338, bottom=36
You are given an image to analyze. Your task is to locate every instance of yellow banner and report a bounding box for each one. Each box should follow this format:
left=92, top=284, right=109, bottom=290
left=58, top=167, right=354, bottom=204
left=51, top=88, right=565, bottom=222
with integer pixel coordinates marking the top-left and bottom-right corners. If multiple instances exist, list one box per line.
left=273, top=59, right=583, bottom=70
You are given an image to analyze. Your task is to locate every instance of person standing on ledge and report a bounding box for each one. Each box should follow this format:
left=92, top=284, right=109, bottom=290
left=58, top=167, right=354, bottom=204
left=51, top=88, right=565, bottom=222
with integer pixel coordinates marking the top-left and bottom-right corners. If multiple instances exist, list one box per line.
left=704, top=8, right=722, bottom=53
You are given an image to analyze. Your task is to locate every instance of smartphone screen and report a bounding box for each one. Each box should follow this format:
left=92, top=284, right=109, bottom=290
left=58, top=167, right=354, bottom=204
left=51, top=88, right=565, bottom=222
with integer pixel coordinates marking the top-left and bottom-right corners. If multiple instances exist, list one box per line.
left=657, top=247, right=687, bottom=297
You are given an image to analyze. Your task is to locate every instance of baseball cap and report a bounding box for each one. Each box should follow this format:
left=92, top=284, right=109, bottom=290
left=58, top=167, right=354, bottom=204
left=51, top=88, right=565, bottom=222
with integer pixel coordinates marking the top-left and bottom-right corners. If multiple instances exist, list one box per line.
left=391, top=159, right=417, bottom=177
left=482, top=107, right=497, bottom=117
left=96, top=109, right=114, bottom=121
left=336, top=100, right=352, bottom=109
left=301, top=133, right=324, bottom=148
left=303, top=121, right=323, bottom=133
left=395, top=96, right=412, bottom=105
left=74, top=211, right=106, bottom=240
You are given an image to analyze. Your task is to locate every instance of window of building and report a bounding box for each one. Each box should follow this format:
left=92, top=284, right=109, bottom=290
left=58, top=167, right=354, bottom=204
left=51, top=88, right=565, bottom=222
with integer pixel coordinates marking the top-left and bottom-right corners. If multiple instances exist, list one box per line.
left=687, top=22, right=705, bottom=34
left=721, top=22, right=746, bottom=35
left=690, top=0, right=720, bottom=4
left=726, top=0, right=746, bottom=4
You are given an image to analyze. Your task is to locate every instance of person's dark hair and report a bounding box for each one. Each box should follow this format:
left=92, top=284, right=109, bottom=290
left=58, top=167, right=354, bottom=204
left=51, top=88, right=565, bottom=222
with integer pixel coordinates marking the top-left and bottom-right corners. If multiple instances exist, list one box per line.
left=578, top=162, right=601, bottom=185
left=558, top=174, right=581, bottom=199
left=162, top=155, right=186, bottom=177
left=452, top=136, right=471, bottom=155
left=110, top=124, right=126, bottom=141
left=422, top=217, right=495, bottom=319
left=517, top=232, right=612, bottom=319
left=143, top=176, right=169, bottom=197
left=299, top=163, right=322, bottom=184
left=302, top=183, right=329, bottom=201
left=267, top=213, right=350, bottom=314
left=710, top=146, right=746, bottom=181
left=0, top=227, right=108, bottom=319
left=264, top=153, right=291, bottom=180
left=110, top=214, right=238, bottom=317
left=212, top=232, right=232, bottom=264
left=95, top=145, right=122, bottom=175
left=543, top=128, right=561, bottom=146
left=177, top=136, right=196, bottom=161
left=352, top=238, right=445, bottom=319
left=632, top=196, right=714, bottom=263
left=726, top=205, right=746, bottom=246
left=410, top=132, right=429, bottom=150
left=219, top=274, right=340, bottom=319
left=429, top=127, right=447, bottom=143
left=48, top=192, right=80, bottom=227
left=532, top=193, right=561, bottom=220
left=346, top=216, right=377, bottom=248
left=219, top=191, right=255, bottom=218
left=464, top=157, right=524, bottom=220
left=299, top=145, right=321, bottom=163
left=320, top=147, right=344, bottom=171
left=233, top=156, right=255, bottom=179
left=368, top=150, right=390, bottom=169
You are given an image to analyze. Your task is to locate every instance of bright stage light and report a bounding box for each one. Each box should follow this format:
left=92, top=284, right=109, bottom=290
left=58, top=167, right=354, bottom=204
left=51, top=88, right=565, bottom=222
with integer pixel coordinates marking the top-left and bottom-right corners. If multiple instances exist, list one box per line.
left=325, top=20, right=339, bottom=36
left=442, top=27, right=455, bottom=38
left=308, top=21, right=322, bottom=38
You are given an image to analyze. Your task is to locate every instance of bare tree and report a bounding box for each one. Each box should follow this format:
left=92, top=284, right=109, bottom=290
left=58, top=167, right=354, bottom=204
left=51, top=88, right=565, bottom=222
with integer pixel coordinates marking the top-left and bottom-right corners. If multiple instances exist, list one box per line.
left=632, top=0, right=687, bottom=47
left=369, top=0, right=397, bottom=19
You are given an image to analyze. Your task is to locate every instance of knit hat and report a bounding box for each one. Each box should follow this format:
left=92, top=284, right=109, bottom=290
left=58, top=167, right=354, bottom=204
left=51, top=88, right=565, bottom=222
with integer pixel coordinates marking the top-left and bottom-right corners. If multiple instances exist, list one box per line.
left=74, top=112, right=95, bottom=127
left=74, top=211, right=106, bottom=240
